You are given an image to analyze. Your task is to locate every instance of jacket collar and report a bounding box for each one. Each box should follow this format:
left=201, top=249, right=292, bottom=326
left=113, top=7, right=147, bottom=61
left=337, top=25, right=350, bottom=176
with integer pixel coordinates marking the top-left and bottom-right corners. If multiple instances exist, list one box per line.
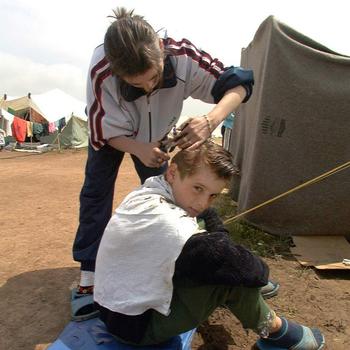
left=120, top=56, right=177, bottom=102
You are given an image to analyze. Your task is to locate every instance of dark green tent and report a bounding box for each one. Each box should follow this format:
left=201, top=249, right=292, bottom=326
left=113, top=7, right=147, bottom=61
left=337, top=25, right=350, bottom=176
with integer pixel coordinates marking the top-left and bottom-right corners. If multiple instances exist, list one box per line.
left=40, top=115, right=88, bottom=148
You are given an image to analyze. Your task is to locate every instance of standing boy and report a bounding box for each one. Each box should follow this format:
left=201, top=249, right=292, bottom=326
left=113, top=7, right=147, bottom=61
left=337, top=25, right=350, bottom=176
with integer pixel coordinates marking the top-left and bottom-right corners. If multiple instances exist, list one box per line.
left=72, top=7, right=254, bottom=300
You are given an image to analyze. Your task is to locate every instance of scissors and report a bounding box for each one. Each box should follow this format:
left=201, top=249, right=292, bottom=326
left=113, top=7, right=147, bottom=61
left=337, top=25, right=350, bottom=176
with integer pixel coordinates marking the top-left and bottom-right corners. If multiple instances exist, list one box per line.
left=159, top=122, right=189, bottom=153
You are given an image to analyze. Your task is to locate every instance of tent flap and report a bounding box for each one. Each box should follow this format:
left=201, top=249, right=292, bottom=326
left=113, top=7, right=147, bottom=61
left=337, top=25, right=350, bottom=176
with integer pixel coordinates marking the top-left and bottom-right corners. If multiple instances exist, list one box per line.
left=230, top=16, right=350, bottom=236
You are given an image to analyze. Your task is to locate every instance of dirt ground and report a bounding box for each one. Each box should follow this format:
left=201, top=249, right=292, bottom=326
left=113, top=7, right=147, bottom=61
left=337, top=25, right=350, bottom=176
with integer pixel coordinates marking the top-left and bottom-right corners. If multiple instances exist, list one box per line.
left=1, top=149, right=349, bottom=350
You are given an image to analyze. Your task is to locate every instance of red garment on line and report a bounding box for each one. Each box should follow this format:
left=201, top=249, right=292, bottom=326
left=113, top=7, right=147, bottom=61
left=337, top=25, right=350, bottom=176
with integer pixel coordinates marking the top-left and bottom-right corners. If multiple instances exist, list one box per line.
left=11, top=116, right=27, bottom=142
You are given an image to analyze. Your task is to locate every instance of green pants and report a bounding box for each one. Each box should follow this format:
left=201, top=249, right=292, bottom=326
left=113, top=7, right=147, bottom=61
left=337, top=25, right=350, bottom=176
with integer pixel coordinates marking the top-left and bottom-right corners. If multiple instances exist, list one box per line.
left=136, top=277, right=273, bottom=346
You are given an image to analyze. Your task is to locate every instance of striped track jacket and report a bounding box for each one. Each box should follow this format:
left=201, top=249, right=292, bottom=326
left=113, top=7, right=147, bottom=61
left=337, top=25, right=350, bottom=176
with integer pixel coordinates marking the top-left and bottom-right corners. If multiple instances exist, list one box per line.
left=87, top=37, right=254, bottom=150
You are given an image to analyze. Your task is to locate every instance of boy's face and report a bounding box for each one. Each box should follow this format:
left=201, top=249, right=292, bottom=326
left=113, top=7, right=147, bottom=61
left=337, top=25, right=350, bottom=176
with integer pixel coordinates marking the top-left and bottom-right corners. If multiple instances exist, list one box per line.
left=166, top=163, right=227, bottom=217
left=123, top=39, right=164, bottom=93
left=123, top=64, right=163, bottom=93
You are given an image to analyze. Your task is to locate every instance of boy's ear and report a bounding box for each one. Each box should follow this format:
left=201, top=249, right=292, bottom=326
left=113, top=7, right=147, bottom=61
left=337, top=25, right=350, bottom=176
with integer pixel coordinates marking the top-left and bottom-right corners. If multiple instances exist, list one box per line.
left=159, top=38, right=164, bottom=50
left=166, top=163, right=178, bottom=184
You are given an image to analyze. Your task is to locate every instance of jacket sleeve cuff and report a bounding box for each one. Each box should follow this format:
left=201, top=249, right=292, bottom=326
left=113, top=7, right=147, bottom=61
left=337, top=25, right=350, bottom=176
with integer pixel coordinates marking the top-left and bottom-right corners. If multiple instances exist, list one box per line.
left=211, top=66, right=254, bottom=103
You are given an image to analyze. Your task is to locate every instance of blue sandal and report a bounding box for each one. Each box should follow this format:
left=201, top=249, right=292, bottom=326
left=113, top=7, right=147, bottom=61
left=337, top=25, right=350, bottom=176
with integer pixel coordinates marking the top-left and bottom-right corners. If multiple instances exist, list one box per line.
left=256, top=325, right=325, bottom=350
left=71, top=288, right=99, bottom=322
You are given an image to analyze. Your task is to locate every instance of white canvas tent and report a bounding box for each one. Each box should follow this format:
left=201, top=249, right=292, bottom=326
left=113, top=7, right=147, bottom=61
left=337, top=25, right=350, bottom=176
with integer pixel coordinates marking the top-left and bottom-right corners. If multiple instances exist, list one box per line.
left=34, top=89, right=88, bottom=148
left=3, top=94, right=48, bottom=123
left=33, top=89, right=87, bottom=122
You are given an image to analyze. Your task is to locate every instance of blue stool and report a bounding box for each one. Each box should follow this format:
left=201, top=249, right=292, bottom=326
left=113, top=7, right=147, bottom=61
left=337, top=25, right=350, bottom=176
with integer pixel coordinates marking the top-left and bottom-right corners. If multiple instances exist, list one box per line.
left=48, top=318, right=196, bottom=350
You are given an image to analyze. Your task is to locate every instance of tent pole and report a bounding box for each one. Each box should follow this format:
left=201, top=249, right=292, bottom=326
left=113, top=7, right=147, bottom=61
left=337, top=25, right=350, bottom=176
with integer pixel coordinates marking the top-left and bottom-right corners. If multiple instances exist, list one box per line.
left=29, top=108, right=33, bottom=145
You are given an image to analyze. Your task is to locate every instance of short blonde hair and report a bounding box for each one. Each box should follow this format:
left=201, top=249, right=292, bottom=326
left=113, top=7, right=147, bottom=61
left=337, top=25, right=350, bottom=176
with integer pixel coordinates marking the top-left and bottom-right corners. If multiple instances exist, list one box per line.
left=171, top=141, right=237, bottom=182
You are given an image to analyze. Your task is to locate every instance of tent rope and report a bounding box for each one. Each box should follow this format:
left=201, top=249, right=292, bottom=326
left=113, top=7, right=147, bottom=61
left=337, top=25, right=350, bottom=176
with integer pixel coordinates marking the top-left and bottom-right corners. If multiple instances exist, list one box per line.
left=223, top=160, right=350, bottom=225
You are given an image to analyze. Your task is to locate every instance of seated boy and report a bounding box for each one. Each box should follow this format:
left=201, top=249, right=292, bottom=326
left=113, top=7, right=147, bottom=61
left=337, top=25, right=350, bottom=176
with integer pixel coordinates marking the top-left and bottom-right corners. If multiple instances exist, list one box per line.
left=94, top=141, right=325, bottom=350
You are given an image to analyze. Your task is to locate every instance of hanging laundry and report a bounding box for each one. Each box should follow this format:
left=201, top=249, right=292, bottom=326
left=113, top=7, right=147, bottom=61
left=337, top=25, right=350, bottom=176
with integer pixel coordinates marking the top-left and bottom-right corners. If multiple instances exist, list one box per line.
left=48, top=122, right=56, bottom=133
left=26, top=121, right=33, bottom=137
left=42, top=122, right=49, bottom=136
left=11, top=116, right=27, bottom=142
left=58, top=117, right=66, bottom=132
left=32, top=122, right=44, bottom=136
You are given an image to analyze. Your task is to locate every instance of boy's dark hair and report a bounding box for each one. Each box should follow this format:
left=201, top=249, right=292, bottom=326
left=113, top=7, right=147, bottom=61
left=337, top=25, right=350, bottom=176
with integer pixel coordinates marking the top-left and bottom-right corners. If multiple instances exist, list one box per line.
left=171, top=141, right=237, bottom=182
left=104, top=7, right=164, bottom=78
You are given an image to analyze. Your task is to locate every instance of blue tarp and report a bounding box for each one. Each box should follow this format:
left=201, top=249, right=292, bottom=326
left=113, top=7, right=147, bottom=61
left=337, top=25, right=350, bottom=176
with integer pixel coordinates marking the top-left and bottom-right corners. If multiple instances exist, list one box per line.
left=48, top=318, right=195, bottom=350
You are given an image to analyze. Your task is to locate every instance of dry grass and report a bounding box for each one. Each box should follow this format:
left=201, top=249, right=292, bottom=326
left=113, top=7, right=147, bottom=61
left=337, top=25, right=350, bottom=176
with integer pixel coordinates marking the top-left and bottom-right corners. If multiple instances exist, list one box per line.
left=213, top=193, right=292, bottom=257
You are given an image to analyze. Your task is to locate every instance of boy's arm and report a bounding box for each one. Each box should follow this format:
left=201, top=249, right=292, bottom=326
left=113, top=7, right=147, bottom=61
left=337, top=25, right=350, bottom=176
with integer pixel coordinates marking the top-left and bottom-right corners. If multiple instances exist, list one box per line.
left=196, top=207, right=227, bottom=233
left=177, top=86, right=246, bottom=150
left=170, top=38, right=253, bottom=150
left=175, top=210, right=269, bottom=287
left=108, top=136, right=169, bottom=168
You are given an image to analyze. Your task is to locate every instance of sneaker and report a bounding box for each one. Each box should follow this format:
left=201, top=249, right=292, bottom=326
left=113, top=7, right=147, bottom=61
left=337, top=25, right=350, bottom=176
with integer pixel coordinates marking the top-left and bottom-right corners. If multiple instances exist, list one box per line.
left=261, top=281, right=280, bottom=299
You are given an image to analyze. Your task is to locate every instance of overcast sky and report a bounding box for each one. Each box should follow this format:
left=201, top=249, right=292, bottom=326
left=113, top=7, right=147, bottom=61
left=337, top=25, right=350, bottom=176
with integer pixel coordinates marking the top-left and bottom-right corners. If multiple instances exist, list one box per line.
left=1, top=0, right=349, bottom=115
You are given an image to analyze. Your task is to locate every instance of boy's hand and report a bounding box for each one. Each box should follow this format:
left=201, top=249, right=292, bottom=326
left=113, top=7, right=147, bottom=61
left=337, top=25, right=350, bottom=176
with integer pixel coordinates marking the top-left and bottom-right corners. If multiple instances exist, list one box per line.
left=136, top=142, right=170, bottom=168
left=175, top=116, right=211, bottom=150
left=197, top=208, right=227, bottom=233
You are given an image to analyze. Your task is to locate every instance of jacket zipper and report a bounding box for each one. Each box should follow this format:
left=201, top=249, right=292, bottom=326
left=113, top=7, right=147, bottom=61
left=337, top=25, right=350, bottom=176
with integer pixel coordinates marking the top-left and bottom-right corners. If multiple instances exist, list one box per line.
left=147, top=95, right=152, bottom=142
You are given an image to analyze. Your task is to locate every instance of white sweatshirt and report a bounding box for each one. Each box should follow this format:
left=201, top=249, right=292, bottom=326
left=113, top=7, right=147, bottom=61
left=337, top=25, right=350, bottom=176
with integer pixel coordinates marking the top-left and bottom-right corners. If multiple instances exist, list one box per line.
left=94, top=175, right=199, bottom=316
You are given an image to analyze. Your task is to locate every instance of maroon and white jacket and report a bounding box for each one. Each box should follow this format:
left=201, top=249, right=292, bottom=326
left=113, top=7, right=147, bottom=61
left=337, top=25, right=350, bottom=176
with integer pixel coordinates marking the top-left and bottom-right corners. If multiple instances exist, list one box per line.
left=87, top=37, right=254, bottom=150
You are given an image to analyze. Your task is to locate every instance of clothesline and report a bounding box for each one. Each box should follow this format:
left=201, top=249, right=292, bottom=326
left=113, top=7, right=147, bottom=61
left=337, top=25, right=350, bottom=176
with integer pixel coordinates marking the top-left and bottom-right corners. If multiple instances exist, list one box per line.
left=10, top=116, right=66, bottom=143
